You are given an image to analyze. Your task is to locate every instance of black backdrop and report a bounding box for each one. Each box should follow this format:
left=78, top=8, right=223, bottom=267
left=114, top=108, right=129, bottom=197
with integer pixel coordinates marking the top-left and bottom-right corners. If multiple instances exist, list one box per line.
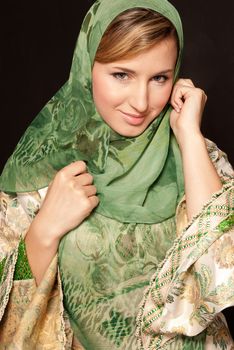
left=1, top=0, right=233, bottom=337
left=1, top=1, right=234, bottom=171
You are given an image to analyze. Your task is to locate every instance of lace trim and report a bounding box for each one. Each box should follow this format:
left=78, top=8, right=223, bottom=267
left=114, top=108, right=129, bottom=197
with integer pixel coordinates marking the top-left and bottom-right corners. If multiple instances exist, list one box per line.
left=0, top=249, right=18, bottom=322
left=0, top=256, right=7, bottom=283
left=57, top=262, right=69, bottom=348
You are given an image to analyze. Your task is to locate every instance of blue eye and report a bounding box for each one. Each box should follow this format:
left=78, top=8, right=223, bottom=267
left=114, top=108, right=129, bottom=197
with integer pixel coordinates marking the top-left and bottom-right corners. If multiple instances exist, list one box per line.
left=112, top=72, right=128, bottom=80
left=153, top=75, right=168, bottom=83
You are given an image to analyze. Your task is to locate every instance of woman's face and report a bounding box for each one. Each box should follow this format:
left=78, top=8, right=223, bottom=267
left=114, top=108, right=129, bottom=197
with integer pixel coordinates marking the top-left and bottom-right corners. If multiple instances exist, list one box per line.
left=92, top=36, right=177, bottom=137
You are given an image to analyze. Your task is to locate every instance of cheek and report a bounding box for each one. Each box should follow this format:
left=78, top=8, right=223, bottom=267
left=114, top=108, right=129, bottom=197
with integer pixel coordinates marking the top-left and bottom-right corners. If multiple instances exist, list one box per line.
left=92, top=75, right=105, bottom=108
left=151, top=83, right=173, bottom=109
left=93, top=77, right=123, bottom=112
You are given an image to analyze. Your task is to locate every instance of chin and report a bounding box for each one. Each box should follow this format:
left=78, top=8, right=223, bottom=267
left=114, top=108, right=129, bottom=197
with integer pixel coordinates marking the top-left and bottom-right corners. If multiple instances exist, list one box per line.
left=111, top=121, right=152, bottom=137
left=113, top=127, right=146, bottom=138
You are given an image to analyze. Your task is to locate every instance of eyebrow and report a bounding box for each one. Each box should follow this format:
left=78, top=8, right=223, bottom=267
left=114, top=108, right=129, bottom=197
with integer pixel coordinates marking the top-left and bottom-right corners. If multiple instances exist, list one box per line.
left=112, top=66, right=174, bottom=75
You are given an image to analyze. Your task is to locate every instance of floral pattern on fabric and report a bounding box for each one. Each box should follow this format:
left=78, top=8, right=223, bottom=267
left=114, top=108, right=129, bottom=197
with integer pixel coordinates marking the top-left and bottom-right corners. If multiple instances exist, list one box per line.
left=213, top=235, right=234, bottom=269
left=136, top=183, right=234, bottom=349
left=206, top=139, right=234, bottom=184
left=0, top=257, right=71, bottom=349
left=0, top=191, right=83, bottom=349
left=59, top=214, right=177, bottom=349
left=0, top=140, right=233, bottom=349
left=0, top=191, right=33, bottom=322
left=0, top=0, right=185, bottom=226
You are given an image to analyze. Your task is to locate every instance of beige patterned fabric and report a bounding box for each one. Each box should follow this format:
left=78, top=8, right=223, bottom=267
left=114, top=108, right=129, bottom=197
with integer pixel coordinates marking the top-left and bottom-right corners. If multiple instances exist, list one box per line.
left=0, top=140, right=233, bottom=349
left=136, top=183, right=234, bottom=349
left=0, top=260, right=84, bottom=349
left=0, top=193, right=83, bottom=349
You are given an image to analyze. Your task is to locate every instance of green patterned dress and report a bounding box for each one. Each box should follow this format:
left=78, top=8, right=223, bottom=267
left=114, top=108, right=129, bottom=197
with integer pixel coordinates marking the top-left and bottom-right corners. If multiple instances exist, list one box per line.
left=59, top=214, right=177, bottom=349
left=0, top=140, right=233, bottom=349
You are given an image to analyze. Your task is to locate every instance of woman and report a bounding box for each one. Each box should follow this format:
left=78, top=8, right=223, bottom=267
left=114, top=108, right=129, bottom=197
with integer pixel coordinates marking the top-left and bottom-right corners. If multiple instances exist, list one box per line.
left=0, top=0, right=233, bottom=349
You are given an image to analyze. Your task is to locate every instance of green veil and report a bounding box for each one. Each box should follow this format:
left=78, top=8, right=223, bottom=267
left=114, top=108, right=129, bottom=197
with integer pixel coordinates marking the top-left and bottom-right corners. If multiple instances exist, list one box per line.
left=0, top=0, right=184, bottom=224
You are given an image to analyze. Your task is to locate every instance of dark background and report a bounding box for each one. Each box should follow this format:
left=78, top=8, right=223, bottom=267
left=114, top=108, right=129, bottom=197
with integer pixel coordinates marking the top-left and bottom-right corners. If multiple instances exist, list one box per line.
left=1, top=0, right=233, bottom=336
left=0, top=1, right=233, bottom=171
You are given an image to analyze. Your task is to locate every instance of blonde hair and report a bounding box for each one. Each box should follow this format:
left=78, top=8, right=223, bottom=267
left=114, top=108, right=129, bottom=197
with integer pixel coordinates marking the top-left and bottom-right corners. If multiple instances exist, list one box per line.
left=95, top=8, right=178, bottom=63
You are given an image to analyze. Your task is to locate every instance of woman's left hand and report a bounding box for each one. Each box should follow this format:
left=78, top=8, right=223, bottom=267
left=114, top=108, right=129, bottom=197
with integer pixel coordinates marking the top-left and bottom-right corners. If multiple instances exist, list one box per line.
left=170, top=79, right=222, bottom=220
left=170, top=78, right=207, bottom=147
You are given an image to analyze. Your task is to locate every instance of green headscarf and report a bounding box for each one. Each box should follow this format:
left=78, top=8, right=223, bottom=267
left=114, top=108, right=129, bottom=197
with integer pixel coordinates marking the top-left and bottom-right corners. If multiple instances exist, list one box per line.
left=0, top=0, right=184, bottom=223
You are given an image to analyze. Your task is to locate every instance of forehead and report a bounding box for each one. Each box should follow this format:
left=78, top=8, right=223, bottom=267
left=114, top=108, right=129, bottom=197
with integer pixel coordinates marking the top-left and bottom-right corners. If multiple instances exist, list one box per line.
left=94, top=36, right=178, bottom=74
left=87, top=0, right=183, bottom=64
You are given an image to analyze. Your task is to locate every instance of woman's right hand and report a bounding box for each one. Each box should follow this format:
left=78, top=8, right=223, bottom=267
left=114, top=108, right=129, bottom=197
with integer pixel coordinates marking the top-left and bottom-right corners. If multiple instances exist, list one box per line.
left=31, top=161, right=99, bottom=244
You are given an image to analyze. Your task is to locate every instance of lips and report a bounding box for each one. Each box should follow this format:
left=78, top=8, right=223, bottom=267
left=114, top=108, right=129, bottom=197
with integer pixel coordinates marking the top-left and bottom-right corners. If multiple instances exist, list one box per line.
left=120, top=111, right=145, bottom=126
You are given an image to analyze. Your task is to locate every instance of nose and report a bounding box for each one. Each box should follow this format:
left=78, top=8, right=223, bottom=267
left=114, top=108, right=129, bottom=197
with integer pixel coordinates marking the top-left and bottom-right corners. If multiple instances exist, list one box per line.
left=128, top=82, right=149, bottom=113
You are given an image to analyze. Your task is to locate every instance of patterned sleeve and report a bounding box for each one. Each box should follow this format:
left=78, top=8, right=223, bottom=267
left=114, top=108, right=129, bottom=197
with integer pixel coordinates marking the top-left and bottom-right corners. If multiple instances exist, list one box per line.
left=0, top=189, right=75, bottom=348
left=0, top=190, right=43, bottom=280
left=205, top=138, right=234, bottom=182
left=137, top=141, right=234, bottom=350
left=175, top=138, right=233, bottom=235
left=0, top=191, right=41, bottom=319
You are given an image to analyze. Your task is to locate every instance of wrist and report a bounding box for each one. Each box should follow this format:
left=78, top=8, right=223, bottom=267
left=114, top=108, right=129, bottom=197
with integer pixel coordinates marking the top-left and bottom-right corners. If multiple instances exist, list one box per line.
left=176, top=131, right=205, bottom=152
left=27, top=216, right=60, bottom=248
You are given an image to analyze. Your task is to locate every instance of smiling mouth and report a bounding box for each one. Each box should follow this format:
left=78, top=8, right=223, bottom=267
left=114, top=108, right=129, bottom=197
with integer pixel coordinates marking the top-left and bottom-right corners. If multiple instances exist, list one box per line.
left=120, top=111, right=145, bottom=126
left=122, top=111, right=145, bottom=118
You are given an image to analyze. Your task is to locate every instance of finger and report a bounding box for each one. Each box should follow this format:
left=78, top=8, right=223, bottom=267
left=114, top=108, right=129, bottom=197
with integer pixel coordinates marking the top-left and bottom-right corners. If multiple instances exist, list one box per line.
left=75, top=173, right=93, bottom=186
left=60, top=161, right=87, bottom=177
left=170, top=98, right=182, bottom=113
left=170, top=85, right=185, bottom=112
left=83, top=185, right=97, bottom=197
left=89, top=195, right=100, bottom=208
left=171, top=84, right=194, bottom=109
left=169, top=109, right=179, bottom=130
left=179, top=78, right=194, bottom=87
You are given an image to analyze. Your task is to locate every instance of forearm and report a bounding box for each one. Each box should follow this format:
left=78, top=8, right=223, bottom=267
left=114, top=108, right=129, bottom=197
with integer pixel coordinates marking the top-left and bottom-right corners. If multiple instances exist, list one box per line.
left=23, top=161, right=98, bottom=286
left=25, top=221, right=59, bottom=286
left=180, top=133, right=222, bottom=221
